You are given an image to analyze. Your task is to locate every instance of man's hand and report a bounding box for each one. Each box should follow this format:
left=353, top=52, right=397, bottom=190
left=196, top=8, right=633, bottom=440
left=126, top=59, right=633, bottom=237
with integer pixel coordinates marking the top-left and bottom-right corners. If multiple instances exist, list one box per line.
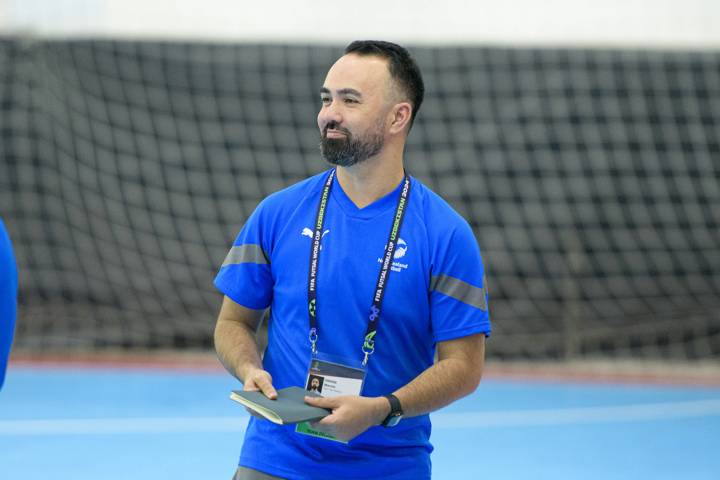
left=304, top=395, right=390, bottom=442
left=242, top=368, right=277, bottom=419
left=243, top=367, right=277, bottom=399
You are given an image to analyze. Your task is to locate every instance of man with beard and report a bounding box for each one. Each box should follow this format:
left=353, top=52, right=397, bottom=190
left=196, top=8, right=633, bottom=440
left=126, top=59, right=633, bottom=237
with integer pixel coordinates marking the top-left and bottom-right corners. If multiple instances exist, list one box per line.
left=214, top=40, right=490, bottom=480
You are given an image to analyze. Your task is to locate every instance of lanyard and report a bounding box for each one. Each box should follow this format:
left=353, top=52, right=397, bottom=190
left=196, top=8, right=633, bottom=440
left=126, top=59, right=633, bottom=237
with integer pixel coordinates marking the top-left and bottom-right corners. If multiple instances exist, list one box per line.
left=306, top=169, right=412, bottom=366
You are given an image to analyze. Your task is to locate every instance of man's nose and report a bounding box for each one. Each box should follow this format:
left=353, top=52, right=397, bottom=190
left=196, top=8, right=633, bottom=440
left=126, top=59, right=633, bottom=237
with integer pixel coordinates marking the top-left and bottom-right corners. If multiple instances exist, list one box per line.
left=319, top=102, right=343, bottom=128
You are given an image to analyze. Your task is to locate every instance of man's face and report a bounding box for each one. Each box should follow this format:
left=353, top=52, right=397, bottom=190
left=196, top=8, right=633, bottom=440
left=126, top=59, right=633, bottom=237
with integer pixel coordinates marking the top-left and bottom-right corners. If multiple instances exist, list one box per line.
left=311, top=378, right=320, bottom=389
left=317, top=54, right=395, bottom=167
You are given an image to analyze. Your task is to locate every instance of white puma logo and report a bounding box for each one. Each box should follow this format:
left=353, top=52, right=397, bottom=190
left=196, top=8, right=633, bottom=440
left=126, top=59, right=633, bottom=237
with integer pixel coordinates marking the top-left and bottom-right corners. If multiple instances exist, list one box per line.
left=301, top=228, right=329, bottom=239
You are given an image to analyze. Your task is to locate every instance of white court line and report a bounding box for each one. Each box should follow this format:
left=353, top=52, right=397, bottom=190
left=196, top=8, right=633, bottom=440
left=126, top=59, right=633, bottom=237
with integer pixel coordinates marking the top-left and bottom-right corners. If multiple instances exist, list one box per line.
left=0, top=417, right=250, bottom=436
left=431, top=398, right=720, bottom=429
left=1, top=399, right=719, bottom=436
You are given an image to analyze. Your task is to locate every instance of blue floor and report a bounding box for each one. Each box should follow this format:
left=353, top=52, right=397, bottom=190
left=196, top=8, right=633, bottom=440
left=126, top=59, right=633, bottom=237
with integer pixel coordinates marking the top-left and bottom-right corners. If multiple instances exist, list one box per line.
left=1, top=366, right=719, bottom=479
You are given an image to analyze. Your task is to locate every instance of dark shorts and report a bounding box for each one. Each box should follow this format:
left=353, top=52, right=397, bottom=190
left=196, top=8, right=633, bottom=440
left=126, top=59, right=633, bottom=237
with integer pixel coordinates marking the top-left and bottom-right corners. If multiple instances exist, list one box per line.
left=233, top=466, right=285, bottom=480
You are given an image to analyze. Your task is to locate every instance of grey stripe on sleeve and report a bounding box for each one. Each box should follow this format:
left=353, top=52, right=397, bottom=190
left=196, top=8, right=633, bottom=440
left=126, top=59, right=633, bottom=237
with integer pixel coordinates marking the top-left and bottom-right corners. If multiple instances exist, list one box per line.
left=221, top=244, right=269, bottom=267
left=430, top=274, right=488, bottom=311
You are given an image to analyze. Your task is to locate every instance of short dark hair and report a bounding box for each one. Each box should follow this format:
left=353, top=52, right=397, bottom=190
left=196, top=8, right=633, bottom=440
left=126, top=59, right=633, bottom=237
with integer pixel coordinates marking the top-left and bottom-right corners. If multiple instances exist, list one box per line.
left=344, top=40, right=424, bottom=130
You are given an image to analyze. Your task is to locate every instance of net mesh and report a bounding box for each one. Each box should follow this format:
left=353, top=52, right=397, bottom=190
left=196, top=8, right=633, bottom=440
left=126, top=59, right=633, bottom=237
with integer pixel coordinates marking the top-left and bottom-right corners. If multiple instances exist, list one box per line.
left=2, top=38, right=719, bottom=359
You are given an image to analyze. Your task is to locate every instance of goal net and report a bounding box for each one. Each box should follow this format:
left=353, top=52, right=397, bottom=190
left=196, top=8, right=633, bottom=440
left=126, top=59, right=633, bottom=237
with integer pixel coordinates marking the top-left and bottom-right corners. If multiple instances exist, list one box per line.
left=2, top=39, right=718, bottom=359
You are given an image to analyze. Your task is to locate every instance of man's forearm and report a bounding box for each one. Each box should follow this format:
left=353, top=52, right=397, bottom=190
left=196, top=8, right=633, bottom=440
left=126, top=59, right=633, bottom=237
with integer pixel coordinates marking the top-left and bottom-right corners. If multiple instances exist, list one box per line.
left=392, top=358, right=481, bottom=417
left=391, top=334, right=485, bottom=418
left=214, top=319, right=264, bottom=383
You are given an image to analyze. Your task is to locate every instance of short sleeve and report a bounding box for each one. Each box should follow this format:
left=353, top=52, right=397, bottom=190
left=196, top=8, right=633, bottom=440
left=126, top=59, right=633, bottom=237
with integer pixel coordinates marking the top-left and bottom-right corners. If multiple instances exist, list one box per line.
left=214, top=202, right=274, bottom=310
left=430, top=221, right=491, bottom=343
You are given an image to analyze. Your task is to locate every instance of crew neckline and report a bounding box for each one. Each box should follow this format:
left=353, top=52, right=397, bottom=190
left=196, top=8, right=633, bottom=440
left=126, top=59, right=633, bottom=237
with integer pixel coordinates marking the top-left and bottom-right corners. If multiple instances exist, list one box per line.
left=329, top=170, right=409, bottom=220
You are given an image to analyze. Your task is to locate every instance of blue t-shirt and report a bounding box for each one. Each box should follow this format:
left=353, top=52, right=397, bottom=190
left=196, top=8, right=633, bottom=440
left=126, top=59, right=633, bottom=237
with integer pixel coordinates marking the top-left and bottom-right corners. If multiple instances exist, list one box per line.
left=0, top=218, right=18, bottom=389
left=215, top=170, right=490, bottom=480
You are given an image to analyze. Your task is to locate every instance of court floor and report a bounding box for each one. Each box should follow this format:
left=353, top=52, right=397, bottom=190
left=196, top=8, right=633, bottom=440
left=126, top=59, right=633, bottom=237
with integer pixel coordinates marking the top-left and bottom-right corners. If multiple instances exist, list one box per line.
left=1, top=363, right=718, bottom=479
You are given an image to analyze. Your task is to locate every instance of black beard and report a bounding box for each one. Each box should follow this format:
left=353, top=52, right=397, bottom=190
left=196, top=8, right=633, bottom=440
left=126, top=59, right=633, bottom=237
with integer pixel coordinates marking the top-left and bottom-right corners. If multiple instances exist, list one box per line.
left=319, top=126, right=384, bottom=167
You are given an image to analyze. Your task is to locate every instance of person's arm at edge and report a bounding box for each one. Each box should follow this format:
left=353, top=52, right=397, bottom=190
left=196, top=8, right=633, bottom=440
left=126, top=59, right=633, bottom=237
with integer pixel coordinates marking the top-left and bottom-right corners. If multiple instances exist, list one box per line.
left=214, top=295, right=277, bottom=399
left=0, top=219, right=18, bottom=390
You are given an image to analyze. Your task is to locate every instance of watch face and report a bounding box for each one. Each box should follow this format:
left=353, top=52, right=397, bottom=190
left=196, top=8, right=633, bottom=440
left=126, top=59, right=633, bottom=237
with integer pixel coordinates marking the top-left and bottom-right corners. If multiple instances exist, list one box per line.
left=385, top=414, right=402, bottom=427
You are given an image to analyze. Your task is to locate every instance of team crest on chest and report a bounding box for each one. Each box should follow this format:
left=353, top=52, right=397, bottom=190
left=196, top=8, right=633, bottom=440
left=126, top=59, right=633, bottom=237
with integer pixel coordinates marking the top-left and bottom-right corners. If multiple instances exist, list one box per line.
left=377, top=238, right=409, bottom=272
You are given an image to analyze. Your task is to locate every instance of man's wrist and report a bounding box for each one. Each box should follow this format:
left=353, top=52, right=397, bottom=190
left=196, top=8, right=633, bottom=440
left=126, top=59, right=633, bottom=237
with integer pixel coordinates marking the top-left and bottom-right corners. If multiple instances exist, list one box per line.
left=381, top=393, right=404, bottom=427
left=236, top=364, right=251, bottom=383
left=373, top=396, right=392, bottom=426
left=238, top=364, right=262, bottom=383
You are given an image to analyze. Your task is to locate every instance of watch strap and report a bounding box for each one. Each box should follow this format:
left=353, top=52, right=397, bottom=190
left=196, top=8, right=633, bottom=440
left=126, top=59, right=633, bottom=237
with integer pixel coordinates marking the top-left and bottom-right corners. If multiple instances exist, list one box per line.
left=382, top=394, right=403, bottom=427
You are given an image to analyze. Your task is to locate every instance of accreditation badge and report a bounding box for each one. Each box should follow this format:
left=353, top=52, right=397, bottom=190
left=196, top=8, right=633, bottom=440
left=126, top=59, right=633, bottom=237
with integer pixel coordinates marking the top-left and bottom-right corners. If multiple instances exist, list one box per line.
left=296, top=352, right=366, bottom=443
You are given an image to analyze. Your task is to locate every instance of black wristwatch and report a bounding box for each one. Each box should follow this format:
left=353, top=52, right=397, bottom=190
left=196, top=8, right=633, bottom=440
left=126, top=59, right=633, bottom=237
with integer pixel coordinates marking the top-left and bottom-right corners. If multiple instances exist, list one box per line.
left=381, top=394, right=403, bottom=427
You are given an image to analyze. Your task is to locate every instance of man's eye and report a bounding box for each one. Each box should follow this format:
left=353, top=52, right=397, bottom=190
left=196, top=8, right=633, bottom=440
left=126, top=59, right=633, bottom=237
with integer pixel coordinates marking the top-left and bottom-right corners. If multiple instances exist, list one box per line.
left=320, top=97, right=331, bottom=104
left=344, top=98, right=358, bottom=104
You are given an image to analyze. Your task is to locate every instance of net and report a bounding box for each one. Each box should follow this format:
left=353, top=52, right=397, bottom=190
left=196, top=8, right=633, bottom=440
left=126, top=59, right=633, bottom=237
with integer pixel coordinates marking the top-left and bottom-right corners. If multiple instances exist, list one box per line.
left=2, top=38, right=719, bottom=359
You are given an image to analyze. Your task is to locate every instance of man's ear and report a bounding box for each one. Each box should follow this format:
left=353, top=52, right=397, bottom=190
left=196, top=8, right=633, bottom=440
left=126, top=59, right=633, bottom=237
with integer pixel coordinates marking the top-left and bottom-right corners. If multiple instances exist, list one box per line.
left=388, top=102, right=412, bottom=134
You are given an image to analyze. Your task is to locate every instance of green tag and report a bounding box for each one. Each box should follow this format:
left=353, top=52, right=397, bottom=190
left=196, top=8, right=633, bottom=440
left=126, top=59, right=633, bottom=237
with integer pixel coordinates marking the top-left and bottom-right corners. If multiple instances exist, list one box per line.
left=295, top=421, right=347, bottom=444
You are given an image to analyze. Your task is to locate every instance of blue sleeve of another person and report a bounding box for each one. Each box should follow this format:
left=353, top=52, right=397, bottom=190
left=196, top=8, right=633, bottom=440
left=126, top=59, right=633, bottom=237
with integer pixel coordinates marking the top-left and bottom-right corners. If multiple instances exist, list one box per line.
left=214, top=202, right=274, bottom=310
left=429, top=217, right=491, bottom=343
left=0, top=219, right=18, bottom=390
